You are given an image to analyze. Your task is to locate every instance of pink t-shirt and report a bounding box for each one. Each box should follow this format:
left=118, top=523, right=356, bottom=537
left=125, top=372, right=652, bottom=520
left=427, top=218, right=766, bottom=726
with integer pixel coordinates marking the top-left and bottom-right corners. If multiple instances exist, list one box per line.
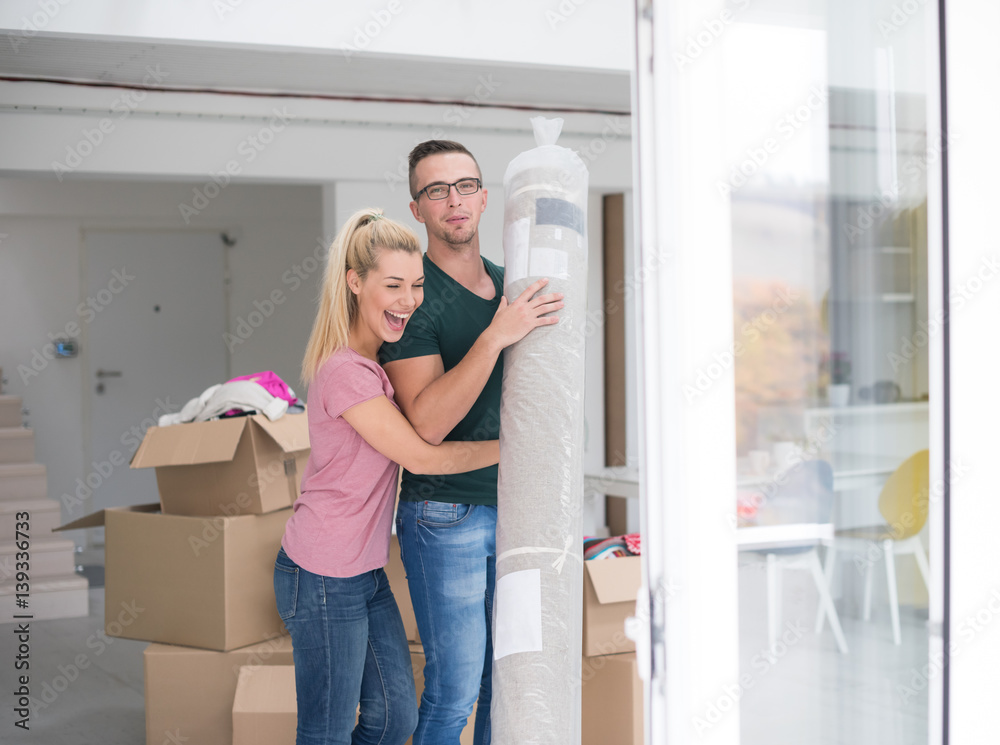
left=281, top=347, right=399, bottom=578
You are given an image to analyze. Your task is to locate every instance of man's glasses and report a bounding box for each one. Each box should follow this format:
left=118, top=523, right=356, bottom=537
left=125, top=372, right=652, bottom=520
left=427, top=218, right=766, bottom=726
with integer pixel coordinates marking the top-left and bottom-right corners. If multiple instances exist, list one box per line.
left=416, top=178, right=482, bottom=201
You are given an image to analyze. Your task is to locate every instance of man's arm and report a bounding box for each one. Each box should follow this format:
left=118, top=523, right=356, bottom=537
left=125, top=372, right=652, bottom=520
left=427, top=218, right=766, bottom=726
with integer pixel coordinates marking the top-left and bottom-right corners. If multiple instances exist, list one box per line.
left=384, top=278, right=563, bottom=445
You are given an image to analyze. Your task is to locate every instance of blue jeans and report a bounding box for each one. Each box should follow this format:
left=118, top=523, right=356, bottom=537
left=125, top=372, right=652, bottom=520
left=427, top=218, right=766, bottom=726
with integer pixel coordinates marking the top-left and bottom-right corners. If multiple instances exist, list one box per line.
left=273, top=547, right=417, bottom=745
left=395, top=500, right=496, bottom=745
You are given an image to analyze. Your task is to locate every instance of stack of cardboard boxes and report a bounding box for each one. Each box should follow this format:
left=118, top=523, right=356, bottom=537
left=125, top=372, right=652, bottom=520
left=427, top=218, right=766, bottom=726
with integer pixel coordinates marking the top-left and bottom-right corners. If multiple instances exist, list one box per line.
left=581, top=554, right=645, bottom=745
left=56, top=413, right=310, bottom=745
left=0, top=377, right=88, bottom=621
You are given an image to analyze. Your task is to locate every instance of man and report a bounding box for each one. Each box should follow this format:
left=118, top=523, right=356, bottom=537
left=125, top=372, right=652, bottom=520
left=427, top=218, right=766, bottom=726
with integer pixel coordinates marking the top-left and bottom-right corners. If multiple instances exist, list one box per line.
left=379, top=140, right=562, bottom=745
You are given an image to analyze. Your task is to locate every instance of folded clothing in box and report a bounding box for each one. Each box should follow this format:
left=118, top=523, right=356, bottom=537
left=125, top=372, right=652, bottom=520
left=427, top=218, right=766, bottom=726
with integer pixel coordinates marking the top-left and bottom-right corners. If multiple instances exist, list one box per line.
left=130, top=413, right=309, bottom=516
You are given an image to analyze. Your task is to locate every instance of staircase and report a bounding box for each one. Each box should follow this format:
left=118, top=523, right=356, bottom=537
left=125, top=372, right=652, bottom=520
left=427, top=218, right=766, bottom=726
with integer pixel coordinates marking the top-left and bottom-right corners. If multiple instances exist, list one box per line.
left=0, top=380, right=88, bottom=622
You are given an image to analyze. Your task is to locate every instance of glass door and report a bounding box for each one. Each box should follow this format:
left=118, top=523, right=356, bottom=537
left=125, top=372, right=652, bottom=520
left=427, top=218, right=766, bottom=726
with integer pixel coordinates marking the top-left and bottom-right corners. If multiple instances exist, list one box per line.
left=632, top=1, right=946, bottom=742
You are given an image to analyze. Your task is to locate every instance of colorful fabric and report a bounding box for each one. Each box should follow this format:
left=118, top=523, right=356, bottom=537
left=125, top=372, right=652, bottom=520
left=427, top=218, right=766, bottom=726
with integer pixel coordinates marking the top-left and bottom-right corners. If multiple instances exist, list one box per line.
left=583, top=534, right=641, bottom=560
left=226, top=370, right=298, bottom=405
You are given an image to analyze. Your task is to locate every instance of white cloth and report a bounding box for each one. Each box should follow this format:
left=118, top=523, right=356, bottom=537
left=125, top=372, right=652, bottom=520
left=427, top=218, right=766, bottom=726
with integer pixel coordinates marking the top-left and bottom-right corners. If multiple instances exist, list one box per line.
left=158, top=380, right=288, bottom=426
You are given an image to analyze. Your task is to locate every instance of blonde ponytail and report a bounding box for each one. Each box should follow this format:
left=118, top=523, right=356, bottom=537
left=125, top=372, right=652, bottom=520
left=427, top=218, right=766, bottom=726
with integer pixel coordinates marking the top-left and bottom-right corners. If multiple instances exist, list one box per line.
left=301, top=208, right=421, bottom=383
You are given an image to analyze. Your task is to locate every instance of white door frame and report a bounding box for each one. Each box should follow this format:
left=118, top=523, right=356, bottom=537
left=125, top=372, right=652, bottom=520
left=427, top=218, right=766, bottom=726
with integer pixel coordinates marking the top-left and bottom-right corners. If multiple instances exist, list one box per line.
left=632, top=2, right=740, bottom=743
left=939, top=1, right=1000, bottom=743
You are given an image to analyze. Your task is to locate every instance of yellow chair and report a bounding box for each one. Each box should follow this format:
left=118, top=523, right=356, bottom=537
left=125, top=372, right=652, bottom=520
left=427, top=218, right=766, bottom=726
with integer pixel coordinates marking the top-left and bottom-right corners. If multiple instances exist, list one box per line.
left=816, top=450, right=931, bottom=645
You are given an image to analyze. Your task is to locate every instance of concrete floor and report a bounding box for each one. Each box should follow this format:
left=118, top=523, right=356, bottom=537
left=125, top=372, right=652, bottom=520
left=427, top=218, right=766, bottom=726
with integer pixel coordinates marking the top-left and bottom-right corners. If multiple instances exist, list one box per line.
left=0, top=560, right=930, bottom=745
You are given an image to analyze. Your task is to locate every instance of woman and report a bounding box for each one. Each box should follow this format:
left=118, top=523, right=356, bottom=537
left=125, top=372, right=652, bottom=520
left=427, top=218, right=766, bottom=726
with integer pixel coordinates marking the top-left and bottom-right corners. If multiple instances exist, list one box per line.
left=274, top=208, right=499, bottom=745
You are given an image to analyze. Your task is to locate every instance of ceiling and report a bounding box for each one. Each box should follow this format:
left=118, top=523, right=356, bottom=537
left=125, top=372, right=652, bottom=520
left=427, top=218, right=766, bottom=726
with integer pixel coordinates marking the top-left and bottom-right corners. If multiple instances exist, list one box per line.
left=0, top=33, right=632, bottom=116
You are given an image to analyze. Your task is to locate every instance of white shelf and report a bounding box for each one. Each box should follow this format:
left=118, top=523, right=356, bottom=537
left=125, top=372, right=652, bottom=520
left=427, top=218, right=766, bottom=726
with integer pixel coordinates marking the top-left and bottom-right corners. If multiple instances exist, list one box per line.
left=804, top=401, right=928, bottom=417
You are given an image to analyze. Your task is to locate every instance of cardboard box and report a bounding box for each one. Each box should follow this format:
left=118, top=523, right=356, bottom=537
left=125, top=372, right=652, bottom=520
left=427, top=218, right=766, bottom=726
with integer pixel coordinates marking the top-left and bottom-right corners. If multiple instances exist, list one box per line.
left=0, top=395, right=20, bottom=428
left=581, top=652, right=643, bottom=745
left=0, top=463, right=47, bottom=500
left=57, top=504, right=290, bottom=650
left=130, top=413, right=310, bottom=516
left=582, top=556, right=642, bottom=657
left=0, top=574, right=88, bottom=621
left=387, top=534, right=419, bottom=643
left=232, top=665, right=297, bottom=745
left=1, top=498, right=61, bottom=539
left=145, top=635, right=294, bottom=745
left=0, top=428, right=34, bottom=463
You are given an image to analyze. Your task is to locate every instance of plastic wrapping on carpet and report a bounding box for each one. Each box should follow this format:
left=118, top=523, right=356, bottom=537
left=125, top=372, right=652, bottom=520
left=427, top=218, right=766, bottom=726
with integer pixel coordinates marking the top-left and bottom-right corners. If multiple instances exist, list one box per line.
left=492, top=116, right=589, bottom=745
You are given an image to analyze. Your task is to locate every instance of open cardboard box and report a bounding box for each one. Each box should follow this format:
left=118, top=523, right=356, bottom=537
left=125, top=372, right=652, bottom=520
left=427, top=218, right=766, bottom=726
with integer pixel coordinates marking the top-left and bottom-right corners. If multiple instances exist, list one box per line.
left=145, top=635, right=294, bottom=745
left=57, top=504, right=290, bottom=650
left=582, top=555, right=642, bottom=657
left=130, top=413, right=309, bottom=516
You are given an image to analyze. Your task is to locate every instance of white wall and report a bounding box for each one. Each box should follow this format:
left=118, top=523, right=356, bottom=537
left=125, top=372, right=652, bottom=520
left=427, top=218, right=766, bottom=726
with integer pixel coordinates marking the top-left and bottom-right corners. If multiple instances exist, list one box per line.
left=0, top=0, right=632, bottom=71
left=0, top=178, right=323, bottom=521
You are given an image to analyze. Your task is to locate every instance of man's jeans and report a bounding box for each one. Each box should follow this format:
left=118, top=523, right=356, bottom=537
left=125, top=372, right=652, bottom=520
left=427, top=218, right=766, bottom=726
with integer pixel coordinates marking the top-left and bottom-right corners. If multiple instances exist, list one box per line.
left=396, top=500, right=496, bottom=745
left=273, top=547, right=417, bottom=745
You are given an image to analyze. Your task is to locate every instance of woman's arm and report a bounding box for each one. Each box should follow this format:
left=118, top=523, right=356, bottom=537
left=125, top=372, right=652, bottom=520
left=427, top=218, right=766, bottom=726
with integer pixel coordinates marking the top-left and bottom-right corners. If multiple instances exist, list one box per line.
left=341, top=395, right=499, bottom=475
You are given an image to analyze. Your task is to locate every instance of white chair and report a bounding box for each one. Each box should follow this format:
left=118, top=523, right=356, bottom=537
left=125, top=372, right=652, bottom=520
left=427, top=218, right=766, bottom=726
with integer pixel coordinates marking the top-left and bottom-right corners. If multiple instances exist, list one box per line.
left=816, top=450, right=930, bottom=645
left=739, top=459, right=848, bottom=654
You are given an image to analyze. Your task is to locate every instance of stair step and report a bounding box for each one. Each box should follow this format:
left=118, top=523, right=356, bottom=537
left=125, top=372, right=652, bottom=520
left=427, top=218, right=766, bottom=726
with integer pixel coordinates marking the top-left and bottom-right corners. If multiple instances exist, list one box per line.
left=0, top=463, right=47, bottom=501
left=0, top=396, right=22, bottom=428
left=0, top=428, right=34, bottom=464
left=0, top=499, right=62, bottom=537
left=0, top=573, right=89, bottom=621
left=0, top=538, right=77, bottom=581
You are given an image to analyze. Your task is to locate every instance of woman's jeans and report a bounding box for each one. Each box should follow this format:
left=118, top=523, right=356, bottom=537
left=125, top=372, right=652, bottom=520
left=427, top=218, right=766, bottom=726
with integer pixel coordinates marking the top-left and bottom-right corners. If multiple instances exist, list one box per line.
left=395, top=500, right=496, bottom=745
left=273, top=547, right=417, bottom=745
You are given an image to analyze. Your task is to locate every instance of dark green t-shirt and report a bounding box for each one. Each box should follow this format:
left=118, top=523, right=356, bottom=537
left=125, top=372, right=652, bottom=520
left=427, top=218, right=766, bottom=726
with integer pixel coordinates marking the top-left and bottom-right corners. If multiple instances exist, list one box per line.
left=379, top=254, right=504, bottom=505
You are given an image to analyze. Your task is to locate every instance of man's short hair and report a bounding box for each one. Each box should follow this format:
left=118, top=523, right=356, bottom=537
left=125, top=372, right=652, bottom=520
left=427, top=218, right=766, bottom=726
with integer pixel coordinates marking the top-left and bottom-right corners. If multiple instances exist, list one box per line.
left=408, top=140, right=482, bottom=199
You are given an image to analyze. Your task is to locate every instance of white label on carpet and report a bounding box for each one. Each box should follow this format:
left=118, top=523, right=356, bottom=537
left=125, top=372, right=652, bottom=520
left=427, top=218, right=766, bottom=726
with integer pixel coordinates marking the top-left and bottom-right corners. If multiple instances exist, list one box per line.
left=503, top=218, right=531, bottom=284
left=528, top=247, right=569, bottom=279
left=494, top=568, right=543, bottom=660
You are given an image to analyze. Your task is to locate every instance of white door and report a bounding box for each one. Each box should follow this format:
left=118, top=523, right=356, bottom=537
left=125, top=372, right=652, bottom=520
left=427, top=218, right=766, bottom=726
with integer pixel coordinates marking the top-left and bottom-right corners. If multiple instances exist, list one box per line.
left=82, top=230, right=228, bottom=528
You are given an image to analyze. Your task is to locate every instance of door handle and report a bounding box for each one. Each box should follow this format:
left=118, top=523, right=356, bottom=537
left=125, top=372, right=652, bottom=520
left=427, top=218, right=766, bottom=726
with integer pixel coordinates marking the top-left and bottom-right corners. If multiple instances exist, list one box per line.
left=96, top=369, right=123, bottom=378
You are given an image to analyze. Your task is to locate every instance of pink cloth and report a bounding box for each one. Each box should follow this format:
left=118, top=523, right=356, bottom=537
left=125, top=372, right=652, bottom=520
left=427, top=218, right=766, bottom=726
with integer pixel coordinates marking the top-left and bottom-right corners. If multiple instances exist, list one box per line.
left=226, top=371, right=298, bottom=405
left=281, top=348, right=399, bottom=578
left=624, top=533, right=641, bottom=556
